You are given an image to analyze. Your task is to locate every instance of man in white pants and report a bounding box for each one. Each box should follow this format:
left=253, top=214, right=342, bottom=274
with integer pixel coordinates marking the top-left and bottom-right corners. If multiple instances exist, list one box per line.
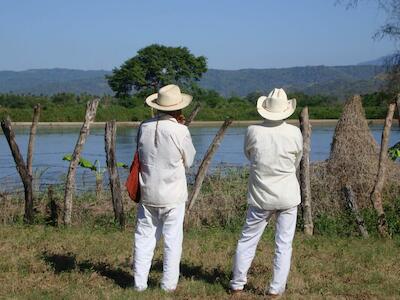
left=133, top=84, right=196, bottom=292
left=230, top=88, right=303, bottom=298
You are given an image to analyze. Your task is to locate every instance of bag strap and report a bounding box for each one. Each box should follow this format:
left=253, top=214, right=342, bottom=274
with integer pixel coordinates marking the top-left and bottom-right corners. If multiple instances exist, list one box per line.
left=136, top=122, right=143, bottom=151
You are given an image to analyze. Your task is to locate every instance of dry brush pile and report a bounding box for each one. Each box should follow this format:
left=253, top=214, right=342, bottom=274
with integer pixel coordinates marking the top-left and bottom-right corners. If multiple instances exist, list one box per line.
left=310, top=95, right=400, bottom=217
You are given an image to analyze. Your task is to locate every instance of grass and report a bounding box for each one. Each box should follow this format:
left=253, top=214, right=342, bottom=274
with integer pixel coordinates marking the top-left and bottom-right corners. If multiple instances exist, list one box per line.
left=1, top=169, right=400, bottom=299
left=1, top=224, right=400, bottom=299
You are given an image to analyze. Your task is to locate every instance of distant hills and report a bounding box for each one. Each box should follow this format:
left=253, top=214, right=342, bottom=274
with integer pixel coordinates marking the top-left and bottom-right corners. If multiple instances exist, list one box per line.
left=0, top=69, right=112, bottom=95
left=201, top=65, right=385, bottom=98
left=0, top=64, right=386, bottom=99
left=357, top=54, right=394, bottom=66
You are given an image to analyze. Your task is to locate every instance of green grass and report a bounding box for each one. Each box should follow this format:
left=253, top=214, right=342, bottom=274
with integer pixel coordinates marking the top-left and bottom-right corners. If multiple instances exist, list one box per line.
left=1, top=225, right=400, bottom=299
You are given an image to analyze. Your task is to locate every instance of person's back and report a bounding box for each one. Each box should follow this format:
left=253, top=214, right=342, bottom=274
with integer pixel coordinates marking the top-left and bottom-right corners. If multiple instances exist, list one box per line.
left=245, top=121, right=302, bottom=210
left=230, top=88, right=303, bottom=298
left=133, top=85, right=196, bottom=293
left=139, top=114, right=195, bottom=207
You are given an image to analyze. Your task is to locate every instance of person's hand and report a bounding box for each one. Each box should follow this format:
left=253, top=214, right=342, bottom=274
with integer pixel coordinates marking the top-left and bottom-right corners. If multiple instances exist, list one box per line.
left=176, top=114, right=186, bottom=124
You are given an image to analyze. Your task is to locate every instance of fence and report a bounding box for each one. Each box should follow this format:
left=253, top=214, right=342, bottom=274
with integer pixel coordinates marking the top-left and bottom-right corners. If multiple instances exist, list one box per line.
left=1, top=97, right=400, bottom=236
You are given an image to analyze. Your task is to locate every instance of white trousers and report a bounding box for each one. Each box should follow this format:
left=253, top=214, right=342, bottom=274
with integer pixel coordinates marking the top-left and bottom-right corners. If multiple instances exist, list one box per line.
left=133, top=202, right=185, bottom=291
left=230, top=205, right=297, bottom=295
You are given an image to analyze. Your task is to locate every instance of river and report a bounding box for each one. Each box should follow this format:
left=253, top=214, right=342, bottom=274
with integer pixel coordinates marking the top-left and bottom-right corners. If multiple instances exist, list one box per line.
left=0, top=123, right=399, bottom=193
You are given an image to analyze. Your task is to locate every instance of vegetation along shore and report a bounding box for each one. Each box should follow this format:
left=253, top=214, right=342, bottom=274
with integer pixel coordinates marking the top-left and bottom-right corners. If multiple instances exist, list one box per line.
left=0, top=90, right=393, bottom=122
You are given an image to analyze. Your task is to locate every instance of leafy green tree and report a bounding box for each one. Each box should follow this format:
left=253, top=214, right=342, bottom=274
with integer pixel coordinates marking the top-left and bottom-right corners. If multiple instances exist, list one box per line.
left=51, top=93, right=76, bottom=105
left=191, top=87, right=225, bottom=108
left=361, top=91, right=391, bottom=106
left=245, top=91, right=263, bottom=104
left=107, top=44, right=207, bottom=98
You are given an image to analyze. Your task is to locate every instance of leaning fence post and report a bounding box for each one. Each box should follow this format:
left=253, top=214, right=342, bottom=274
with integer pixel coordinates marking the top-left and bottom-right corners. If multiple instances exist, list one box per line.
left=396, top=94, right=400, bottom=127
left=185, top=103, right=201, bottom=127
left=1, top=116, right=34, bottom=223
left=188, top=119, right=233, bottom=211
left=105, top=120, right=125, bottom=228
left=27, top=104, right=41, bottom=177
left=370, top=102, right=396, bottom=237
left=299, top=107, right=313, bottom=236
left=63, top=99, right=99, bottom=225
left=343, top=185, right=369, bottom=238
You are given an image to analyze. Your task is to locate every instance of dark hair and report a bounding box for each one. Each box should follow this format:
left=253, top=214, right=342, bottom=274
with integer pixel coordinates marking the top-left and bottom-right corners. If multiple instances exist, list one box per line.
left=157, top=109, right=182, bottom=114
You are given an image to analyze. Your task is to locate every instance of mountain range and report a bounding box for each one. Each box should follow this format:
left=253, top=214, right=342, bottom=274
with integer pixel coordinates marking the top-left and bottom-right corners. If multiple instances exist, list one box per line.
left=0, top=61, right=388, bottom=99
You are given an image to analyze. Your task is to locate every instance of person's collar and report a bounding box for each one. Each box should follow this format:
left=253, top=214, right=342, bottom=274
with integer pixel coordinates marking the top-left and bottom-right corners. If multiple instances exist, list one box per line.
left=157, top=112, right=178, bottom=123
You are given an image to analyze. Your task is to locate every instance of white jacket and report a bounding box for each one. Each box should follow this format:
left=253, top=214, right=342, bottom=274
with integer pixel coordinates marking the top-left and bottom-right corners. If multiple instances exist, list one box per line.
left=138, top=114, right=196, bottom=207
left=245, top=121, right=303, bottom=210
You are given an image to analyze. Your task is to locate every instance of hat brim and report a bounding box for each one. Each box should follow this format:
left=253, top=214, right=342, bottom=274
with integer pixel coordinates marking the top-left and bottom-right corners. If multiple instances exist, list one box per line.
left=256, top=96, right=296, bottom=121
left=145, top=93, right=193, bottom=111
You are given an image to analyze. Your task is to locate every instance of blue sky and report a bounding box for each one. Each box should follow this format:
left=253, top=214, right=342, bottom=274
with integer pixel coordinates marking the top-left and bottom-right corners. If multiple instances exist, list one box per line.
left=0, top=0, right=395, bottom=70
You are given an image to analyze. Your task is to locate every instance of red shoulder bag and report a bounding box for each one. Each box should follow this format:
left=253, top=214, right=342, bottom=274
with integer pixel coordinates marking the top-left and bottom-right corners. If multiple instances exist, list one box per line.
left=125, top=125, right=141, bottom=203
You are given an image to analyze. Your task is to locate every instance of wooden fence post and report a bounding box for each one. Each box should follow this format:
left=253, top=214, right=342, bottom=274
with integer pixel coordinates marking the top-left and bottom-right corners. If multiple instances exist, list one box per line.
left=299, top=107, right=313, bottom=236
left=370, top=102, right=396, bottom=237
left=185, top=103, right=201, bottom=127
left=105, top=120, right=125, bottom=228
left=343, top=185, right=369, bottom=238
left=95, top=175, right=103, bottom=200
left=396, top=94, right=400, bottom=128
left=63, top=99, right=99, bottom=225
left=1, top=117, right=34, bottom=223
left=27, top=104, right=41, bottom=177
left=188, top=119, right=233, bottom=210
left=47, top=185, right=58, bottom=226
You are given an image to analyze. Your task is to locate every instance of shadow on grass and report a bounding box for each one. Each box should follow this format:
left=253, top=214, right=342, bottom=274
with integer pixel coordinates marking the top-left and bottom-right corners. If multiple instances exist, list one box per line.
left=42, top=252, right=236, bottom=292
left=152, top=259, right=231, bottom=290
left=41, top=251, right=132, bottom=288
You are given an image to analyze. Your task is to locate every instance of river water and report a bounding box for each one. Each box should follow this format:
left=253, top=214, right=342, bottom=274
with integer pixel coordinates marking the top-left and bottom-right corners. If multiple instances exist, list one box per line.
left=0, top=124, right=399, bottom=193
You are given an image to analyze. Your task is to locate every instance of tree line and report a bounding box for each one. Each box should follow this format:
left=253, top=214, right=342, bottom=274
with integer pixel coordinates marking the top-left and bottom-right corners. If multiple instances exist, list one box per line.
left=0, top=90, right=393, bottom=122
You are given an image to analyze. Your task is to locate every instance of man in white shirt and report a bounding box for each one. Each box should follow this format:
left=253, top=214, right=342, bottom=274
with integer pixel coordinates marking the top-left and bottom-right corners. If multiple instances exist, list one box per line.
left=230, top=88, right=303, bottom=298
left=133, top=84, right=196, bottom=292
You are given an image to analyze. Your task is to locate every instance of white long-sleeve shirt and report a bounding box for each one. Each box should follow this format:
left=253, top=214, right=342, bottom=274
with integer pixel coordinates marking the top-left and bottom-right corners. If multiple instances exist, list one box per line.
left=245, top=121, right=303, bottom=210
left=138, top=114, right=196, bottom=207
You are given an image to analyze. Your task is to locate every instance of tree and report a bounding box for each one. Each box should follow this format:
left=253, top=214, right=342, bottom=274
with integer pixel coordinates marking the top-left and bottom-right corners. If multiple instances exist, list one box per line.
left=107, top=44, right=207, bottom=98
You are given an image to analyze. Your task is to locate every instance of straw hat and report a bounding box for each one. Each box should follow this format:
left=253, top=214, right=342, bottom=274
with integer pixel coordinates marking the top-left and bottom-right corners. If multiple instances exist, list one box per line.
left=256, top=88, right=296, bottom=120
left=145, top=84, right=192, bottom=111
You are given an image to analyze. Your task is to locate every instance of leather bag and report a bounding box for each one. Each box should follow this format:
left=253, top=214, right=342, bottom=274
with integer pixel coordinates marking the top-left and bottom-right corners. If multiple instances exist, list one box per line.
left=125, top=125, right=141, bottom=203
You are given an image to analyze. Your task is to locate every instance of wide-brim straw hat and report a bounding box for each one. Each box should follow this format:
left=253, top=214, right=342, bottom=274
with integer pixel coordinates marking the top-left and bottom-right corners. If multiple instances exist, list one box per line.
left=145, top=84, right=192, bottom=111
left=256, top=88, right=296, bottom=121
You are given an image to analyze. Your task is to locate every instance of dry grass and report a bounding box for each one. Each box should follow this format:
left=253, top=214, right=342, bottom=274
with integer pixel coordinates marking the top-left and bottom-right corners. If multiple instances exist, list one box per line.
left=0, top=167, right=250, bottom=228
left=2, top=165, right=400, bottom=237
left=187, top=167, right=249, bottom=227
left=1, top=225, right=400, bottom=299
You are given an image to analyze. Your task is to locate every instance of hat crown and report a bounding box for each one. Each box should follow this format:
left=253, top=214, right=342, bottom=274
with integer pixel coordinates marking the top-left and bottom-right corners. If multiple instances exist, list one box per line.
left=157, top=84, right=183, bottom=107
left=264, top=88, right=289, bottom=112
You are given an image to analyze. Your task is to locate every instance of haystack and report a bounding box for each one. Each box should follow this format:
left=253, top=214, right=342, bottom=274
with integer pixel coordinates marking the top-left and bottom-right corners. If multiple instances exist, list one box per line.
left=310, top=95, right=400, bottom=215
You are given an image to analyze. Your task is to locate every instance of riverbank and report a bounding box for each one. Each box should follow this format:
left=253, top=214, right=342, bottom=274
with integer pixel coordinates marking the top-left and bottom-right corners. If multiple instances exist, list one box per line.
left=10, top=119, right=387, bottom=128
